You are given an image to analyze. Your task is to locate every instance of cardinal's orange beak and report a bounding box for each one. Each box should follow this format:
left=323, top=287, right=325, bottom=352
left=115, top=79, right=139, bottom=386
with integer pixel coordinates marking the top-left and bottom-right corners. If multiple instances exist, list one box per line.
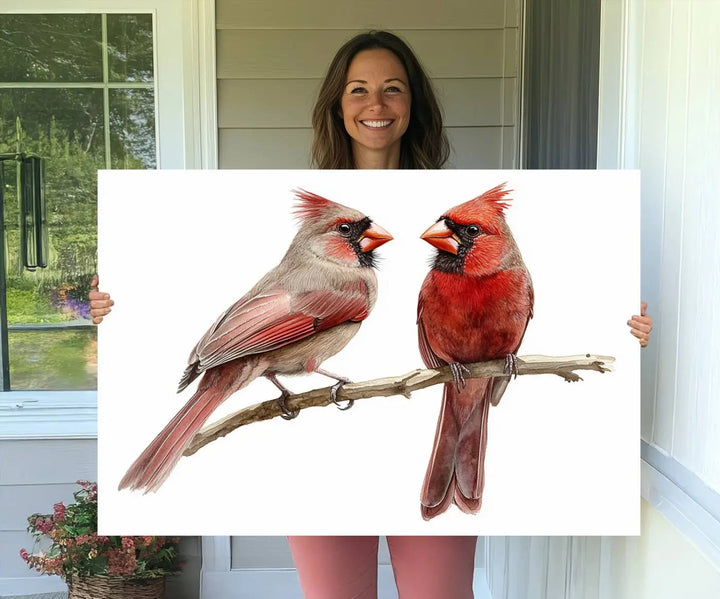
left=358, top=223, right=393, bottom=252
left=421, top=220, right=460, bottom=255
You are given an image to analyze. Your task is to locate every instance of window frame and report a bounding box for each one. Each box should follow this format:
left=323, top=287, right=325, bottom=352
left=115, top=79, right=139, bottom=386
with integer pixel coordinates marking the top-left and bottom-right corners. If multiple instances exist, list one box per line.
left=0, top=0, right=217, bottom=439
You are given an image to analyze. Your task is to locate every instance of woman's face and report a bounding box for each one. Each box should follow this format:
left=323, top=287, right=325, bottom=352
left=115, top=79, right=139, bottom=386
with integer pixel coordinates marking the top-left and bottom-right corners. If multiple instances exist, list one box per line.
left=340, top=48, right=411, bottom=161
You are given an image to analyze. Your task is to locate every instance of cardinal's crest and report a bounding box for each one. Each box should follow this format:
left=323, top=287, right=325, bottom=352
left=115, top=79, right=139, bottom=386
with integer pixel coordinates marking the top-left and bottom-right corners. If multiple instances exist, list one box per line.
left=445, top=183, right=513, bottom=234
left=292, top=189, right=344, bottom=223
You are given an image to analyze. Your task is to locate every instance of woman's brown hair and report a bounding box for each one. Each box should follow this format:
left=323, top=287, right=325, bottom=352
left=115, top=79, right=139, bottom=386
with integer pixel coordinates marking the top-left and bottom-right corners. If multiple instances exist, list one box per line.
left=311, top=31, right=449, bottom=169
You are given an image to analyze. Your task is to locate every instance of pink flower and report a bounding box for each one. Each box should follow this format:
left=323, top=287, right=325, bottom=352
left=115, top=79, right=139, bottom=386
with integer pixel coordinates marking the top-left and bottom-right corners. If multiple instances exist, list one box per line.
left=121, top=537, right=135, bottom=550
left=19, top=548, right=29, bottom=561
left=107, top=548, right=137, bottom=576
left=53, top=502, right=66, bottom=522
left=34, top=518, right=54, bottom=535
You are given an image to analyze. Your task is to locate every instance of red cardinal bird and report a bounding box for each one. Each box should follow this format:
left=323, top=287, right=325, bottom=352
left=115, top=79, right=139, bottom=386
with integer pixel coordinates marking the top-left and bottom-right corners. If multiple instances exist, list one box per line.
left=417, top=183, right=533, bottom=519
left=119, top=189, right=392, bottom=493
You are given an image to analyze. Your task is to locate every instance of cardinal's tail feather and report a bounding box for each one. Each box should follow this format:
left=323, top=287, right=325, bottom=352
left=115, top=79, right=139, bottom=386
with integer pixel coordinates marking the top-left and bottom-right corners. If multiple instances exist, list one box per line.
left=420, top=383, right=458, bottom=520
left=421, top=378, right=494, bottom=520
left=453, top=381, right=492, bottom=514
left=118, top=358, right=264, bottom=493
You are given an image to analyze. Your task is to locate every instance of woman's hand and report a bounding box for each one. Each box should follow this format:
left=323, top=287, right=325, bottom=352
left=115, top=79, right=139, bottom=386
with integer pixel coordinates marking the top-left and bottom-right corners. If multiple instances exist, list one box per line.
left=628, top=301, right=652, bottom=347
left=89, top=275, right=114, bottom=324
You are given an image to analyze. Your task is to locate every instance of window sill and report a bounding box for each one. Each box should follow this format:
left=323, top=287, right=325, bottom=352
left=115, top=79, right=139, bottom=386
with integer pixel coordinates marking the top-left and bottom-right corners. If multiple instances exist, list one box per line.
left=641, top=441, right=720, bottom=567
left=0, top=391, right=96, bottom=440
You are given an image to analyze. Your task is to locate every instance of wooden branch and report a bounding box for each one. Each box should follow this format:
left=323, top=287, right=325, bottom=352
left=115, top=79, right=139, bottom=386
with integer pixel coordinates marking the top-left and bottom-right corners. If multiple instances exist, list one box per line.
left=184, top=354, right=614, bottom=457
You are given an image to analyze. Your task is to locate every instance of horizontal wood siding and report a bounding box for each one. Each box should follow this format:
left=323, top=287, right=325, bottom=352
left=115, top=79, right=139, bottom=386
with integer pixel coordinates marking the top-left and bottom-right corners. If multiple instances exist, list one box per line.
left=217, top=0, right=510, bottom=30
left=218, top=29, right=515, bottom=79
left=0, top=439, right=96, bottom=581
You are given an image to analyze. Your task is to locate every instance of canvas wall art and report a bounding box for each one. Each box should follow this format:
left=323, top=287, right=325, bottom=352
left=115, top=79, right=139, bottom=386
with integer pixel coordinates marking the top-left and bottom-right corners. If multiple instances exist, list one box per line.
left=97, top=169, right=640, bottom=536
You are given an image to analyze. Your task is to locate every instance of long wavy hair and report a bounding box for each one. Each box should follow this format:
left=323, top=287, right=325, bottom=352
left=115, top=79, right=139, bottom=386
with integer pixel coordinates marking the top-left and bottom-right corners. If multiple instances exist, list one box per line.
left=311, top=31, right=449, bottom=169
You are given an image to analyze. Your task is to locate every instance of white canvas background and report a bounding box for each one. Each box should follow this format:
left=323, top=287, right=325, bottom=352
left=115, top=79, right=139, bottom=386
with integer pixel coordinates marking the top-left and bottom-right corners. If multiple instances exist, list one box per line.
left=97, top=169, right=640, bottom=536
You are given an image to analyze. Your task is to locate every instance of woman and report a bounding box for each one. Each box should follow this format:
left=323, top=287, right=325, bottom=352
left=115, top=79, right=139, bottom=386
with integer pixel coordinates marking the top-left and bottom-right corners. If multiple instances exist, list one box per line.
left=90, top=31, right=652, bottom=598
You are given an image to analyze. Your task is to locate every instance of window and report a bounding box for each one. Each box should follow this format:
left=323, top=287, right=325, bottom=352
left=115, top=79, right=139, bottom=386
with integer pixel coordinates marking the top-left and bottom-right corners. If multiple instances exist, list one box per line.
left=0, top=13, right=156, bottom=390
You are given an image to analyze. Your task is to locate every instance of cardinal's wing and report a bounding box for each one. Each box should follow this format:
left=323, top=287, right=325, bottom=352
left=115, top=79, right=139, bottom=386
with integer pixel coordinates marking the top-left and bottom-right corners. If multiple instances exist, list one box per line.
left=178, top=281, right=369, bottom=391
left=416, top=296, right=446, bottom=370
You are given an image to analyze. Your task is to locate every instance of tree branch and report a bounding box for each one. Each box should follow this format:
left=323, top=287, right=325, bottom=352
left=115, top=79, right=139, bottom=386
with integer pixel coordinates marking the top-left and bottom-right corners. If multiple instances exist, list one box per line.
left=184, top=354, right=614, bottom=457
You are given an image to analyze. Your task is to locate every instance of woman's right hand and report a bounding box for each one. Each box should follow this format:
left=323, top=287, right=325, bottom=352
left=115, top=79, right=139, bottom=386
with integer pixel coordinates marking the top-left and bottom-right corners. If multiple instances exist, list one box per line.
left=89, top=274, right=114, bottom=324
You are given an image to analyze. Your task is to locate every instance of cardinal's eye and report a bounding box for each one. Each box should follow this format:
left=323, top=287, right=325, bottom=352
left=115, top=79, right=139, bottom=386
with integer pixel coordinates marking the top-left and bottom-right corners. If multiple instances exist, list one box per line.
left=338, top=223, right=352, bottom=236
left=466, top=225, right=481, bottom=237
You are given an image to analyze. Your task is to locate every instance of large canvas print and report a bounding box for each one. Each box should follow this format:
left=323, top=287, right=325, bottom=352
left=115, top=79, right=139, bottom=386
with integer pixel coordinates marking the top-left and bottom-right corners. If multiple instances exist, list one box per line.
left=97, top=169, right=640, bottom=535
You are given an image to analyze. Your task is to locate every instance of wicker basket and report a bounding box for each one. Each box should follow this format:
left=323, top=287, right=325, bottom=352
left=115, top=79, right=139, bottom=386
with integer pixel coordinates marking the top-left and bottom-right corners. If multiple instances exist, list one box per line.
left=67, top=575, right=165, bottom=599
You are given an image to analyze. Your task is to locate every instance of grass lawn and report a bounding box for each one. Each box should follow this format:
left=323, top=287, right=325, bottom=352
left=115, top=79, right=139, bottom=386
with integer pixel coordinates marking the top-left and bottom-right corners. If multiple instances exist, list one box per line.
left=9, top=329, right=97, bottom=390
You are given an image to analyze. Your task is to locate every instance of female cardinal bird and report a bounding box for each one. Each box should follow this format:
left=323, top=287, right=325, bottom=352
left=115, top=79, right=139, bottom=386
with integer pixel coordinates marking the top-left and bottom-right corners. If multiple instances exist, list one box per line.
left=417, top=183, right=533, bottom=519
left=119, top=189, right=392, bottom=493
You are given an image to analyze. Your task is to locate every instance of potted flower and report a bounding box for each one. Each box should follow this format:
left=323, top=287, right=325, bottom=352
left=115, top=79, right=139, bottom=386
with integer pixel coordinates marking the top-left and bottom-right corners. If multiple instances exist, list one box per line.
left=20, top=481, right=182, bottom=598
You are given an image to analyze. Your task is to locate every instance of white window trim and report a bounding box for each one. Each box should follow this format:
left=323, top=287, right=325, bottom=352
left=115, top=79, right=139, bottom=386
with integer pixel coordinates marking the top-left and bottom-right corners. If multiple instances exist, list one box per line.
left=642, top=444, right=720, bottom=567
left=0, top=0, right=217, bottom=438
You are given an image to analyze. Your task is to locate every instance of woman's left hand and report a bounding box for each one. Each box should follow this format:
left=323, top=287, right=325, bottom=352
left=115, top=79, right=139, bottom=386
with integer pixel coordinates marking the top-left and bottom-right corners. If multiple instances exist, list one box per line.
left=628, top=301, right=652, bottom=347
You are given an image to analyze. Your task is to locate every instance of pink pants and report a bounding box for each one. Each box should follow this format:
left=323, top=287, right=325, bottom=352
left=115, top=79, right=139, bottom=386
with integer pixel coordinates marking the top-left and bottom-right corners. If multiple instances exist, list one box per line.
left=287, top=536, right=477, bottom=599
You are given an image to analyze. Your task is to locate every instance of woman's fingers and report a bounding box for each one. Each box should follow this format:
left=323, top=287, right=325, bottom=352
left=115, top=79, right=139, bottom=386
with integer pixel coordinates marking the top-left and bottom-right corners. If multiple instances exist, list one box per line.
left=627, top=302, right=653, bottom=347
left=88, top=275, right=114, bottom=324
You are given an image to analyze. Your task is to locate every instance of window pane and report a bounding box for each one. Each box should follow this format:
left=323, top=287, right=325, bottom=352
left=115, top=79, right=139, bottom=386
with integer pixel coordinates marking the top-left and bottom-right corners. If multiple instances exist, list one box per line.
left=0, top=15, right=102, bottom=82
left=110, top=89, right=157, bottom=168
left=2, top=91, right=102, bottom=391
left=0, top=88, right=106, bottom=159
left=9, top=328, right=97, bottom=390
left=1, top=88, right=104, bottom=284
left=107, top=14, right=154, bottom=83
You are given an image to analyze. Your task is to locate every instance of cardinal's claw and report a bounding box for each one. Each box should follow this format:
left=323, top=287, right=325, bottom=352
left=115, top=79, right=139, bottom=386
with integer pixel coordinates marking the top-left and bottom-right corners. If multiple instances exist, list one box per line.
left=331, top=381, right=354, bottom=411
left=276, top=390, right=299, bottom=420
left=450, top=363, right=471, bottom=391
left=504, top=353, right=519, bottom=379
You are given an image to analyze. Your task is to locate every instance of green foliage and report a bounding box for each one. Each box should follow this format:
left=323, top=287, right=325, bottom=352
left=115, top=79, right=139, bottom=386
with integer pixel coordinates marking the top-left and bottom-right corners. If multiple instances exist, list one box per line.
left=21, top=482, right=183, bottom=584
left=5, top=286, right=63, bottom=324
